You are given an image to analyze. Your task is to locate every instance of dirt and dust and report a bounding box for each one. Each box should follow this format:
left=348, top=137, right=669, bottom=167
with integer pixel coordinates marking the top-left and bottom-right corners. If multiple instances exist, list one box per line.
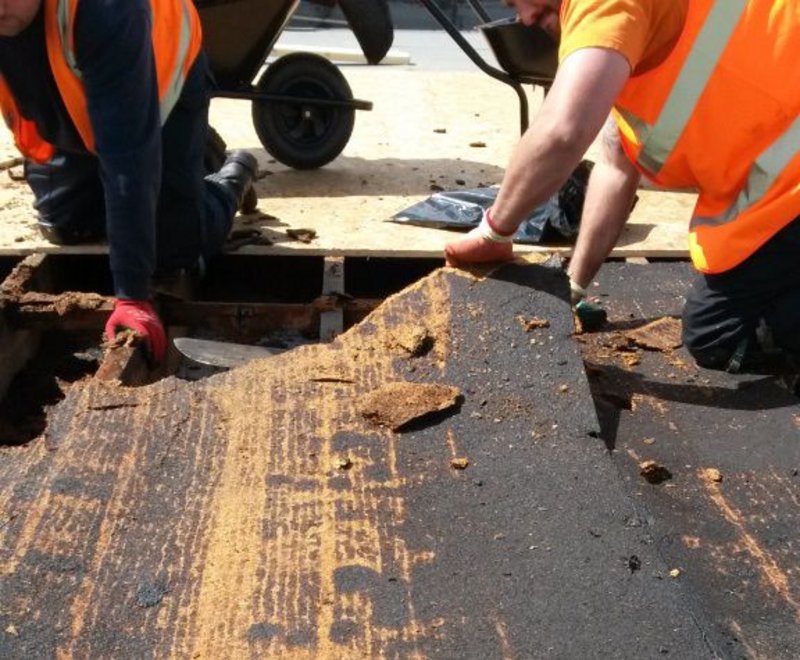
left=0, top=256, right=109, bottom=315
left=359, top=381, right=462, bottom=431
left=18, top=291, right=108, bottom=316
left=386, top=325, right=434, bottom=357
left=517, top=315, right=550, bottom=332
left=701, top=467, right=723, bottom=483
left=577, top=315, right=692, bottom=374
left=639, top=460, right=673, bottom=485
left=285, top=228, right=317, bottom=243
left=624, top=317, right=683, bottom=352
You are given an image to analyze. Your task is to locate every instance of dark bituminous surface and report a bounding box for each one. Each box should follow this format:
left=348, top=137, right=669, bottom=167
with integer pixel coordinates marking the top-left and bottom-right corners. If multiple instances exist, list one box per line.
left=584, top=262, right=800, bottom=659
left=0, top=264, right=714, bottom=657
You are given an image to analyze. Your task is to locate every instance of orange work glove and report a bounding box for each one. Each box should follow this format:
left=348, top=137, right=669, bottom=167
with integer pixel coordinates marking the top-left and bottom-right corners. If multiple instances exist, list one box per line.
left=444, top=208, right=514, bottom=267
left=104, top=299, right=167, bottom=363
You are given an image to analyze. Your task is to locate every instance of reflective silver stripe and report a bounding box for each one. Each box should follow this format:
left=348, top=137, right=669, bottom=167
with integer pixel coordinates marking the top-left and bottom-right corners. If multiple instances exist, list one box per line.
left=57, top=0, right=81, bottom=79
left=158, top=0, right=194, bottom=125
left=691, top=114, right=800, bottom=229
left=638, top=0, right=748, bottom=175
left=614, top=107, right=651, bottom=142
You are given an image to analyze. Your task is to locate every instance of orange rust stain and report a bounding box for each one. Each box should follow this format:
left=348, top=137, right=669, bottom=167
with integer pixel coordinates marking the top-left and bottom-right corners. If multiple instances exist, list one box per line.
left=446, top=428, right=458, bottom=461
left=630, top=393, right=669, bottom=416
left=626, top=448, right=642, bottom=463
left=704, top=479, right=800, bottom=622
left=190, top=272, right=458, bottom=657
left=772, top=468, right=800, bottom=509
left=682, top=536, right=701, bottom=549
left=728, top=619, right=762, bottom=660
left=492, top=611, right=515, bottom=659
left=64, top=387, right=158, bottom=654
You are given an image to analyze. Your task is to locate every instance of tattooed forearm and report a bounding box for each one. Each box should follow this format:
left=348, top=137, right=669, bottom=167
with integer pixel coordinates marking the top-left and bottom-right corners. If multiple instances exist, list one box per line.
left=601, top=116, right=624, bottom=161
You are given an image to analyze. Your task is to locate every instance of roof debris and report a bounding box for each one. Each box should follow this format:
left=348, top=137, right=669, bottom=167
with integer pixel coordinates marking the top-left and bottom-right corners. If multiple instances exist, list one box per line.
left=624, top=317, right=683, bottom=352
left=639, top=460, right=673, bottom=485
left=450, top=457, right=469, bottom=470
left=359, top=381, right=462, bottom=431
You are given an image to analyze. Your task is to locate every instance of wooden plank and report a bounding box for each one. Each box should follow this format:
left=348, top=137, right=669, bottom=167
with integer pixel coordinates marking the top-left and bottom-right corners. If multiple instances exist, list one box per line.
left=271, top=44, right=412, bottom=65
left=319, top=256, right=344, bottom=341
left=0, top=69, right=691, bottom=260
left=94, top=345, right=153, bottom=387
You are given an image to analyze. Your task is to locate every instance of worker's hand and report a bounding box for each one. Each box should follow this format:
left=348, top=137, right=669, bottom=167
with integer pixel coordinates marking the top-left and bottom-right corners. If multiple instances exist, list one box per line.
left=569, top=278, right=587, bottom=305
left=104, top=299, right=167, bottom=363
left=444, top=208, right=514, bottom=267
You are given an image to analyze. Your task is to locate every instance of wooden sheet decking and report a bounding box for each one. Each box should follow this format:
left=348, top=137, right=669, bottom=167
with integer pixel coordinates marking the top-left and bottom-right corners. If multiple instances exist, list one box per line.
left=0, top=69, right=693, bottom=260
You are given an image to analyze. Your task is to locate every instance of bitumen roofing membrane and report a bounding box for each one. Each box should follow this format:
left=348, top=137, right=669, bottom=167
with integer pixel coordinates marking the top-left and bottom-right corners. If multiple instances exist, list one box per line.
left=584, top=262, right=800, bottom=658
left=0, top=261, right=797, bottom=657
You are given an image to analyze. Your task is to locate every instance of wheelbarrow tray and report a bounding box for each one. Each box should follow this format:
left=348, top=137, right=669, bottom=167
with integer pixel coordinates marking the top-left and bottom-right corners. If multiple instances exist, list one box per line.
left=194, top=0, right=300, bottom=89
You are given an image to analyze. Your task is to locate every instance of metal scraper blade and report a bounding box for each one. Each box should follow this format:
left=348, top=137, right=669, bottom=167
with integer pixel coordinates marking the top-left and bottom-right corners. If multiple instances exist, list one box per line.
left=173, top=337, right=281, bottom=369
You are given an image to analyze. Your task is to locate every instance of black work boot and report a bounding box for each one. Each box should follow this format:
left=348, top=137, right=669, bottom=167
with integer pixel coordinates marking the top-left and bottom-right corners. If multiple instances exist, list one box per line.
left=208, top=150, right=259, bottom=214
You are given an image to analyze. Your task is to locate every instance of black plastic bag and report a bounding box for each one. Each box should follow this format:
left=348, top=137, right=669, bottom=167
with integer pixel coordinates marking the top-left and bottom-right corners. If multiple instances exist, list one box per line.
left=390, top=160, right=593, bottom=244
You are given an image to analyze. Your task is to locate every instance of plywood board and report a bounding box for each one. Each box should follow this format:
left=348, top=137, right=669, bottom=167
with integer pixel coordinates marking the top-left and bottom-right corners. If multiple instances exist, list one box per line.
left=0, top=69, right=693, bottom=258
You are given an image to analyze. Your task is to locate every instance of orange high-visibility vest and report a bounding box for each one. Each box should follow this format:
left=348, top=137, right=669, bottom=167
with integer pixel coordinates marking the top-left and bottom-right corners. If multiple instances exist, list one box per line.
left=0, top=0, right=202, bottom=162
left=612, top=0, right=800, bottom=273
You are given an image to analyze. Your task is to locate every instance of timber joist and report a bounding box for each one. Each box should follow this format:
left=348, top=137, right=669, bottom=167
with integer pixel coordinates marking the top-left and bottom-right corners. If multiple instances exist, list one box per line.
left=0, top=252, right=384, bottom=400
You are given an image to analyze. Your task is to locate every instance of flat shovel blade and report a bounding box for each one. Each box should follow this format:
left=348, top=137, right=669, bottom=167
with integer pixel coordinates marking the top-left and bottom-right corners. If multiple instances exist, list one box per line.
left=173, top=337, right=280, bottom=369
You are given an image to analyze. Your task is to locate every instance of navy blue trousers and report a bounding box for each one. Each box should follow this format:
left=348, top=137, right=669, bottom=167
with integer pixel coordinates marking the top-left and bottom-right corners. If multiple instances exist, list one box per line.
left=682, top=216, right=800, bottom=370
left=23, top=54, right=235, bottom=279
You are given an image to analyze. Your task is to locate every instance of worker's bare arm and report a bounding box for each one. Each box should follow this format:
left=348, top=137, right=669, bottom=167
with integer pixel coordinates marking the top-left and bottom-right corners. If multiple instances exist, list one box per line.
left=443, top=47, right=630, bottom=268
left=490, top=47, right=631, bottom=234
left=567, top=116, right=641, bottom=289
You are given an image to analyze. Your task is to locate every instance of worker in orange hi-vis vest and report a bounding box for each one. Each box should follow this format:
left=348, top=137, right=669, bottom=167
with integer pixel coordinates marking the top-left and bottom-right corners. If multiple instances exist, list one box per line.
left=0, top=0, right=259, bottom=362
left=445, top=0, right=800, bottom=373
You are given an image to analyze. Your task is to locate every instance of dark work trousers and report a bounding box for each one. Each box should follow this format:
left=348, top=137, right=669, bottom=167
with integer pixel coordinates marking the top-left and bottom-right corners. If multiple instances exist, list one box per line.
left=682, top=215, right=800, bottom=370
left=23, top=54, right=236, bottom=278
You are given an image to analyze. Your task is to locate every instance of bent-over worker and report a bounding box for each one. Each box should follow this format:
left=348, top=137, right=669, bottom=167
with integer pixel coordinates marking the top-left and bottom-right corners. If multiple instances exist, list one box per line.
left=445, top=0, right=800, bottom=372
left=0, top=0, right=258, bottom=361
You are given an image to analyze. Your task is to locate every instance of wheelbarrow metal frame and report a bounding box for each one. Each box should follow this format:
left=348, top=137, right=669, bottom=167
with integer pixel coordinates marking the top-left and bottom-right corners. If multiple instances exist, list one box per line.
left=211, top=88, right=373, bottom=111
left=417, top=0, right=554, bottom=134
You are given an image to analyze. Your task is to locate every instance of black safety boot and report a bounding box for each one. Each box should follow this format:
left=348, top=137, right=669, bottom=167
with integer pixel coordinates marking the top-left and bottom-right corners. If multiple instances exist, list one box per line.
left=208, top=150, right=259, bottom=214
left=38, top=221, right=104, bottom=245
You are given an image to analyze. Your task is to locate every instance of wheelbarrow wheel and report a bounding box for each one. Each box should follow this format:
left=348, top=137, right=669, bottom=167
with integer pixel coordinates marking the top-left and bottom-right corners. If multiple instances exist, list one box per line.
left=252, top=53, right=355, bottom=170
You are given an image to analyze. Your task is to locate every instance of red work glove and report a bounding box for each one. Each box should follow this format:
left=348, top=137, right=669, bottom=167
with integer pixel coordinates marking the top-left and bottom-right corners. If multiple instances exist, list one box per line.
left=444, top=208, right=514, bottom=267
left=104, top=299, right=167, bottom=363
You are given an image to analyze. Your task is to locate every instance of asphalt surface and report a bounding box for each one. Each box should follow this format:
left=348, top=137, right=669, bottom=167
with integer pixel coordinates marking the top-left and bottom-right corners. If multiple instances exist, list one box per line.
left=0, top=263, right=716, bottom=657
left=380, top=261, right=715, bottom=657
left=586, top=262, right=800, bottom=658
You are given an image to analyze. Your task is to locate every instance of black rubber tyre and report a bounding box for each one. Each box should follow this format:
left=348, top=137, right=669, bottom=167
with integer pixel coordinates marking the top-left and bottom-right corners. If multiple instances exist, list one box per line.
left=337, top=0, right=394, bottom=65
left=252, top=53, right=355, bottom=170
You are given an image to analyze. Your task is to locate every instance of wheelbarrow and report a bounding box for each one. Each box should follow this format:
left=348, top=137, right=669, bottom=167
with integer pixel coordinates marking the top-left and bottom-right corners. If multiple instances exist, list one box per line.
left=194, top=0, right=393, bottom=170
left=417, top=0, right=559, bottom=134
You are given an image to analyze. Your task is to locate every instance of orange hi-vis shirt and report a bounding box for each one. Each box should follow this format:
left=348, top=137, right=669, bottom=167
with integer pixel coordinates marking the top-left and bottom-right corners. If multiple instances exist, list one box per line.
left=556, top=0, right=800, bottom=275
left=558, top=0, right=689, bottom=74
